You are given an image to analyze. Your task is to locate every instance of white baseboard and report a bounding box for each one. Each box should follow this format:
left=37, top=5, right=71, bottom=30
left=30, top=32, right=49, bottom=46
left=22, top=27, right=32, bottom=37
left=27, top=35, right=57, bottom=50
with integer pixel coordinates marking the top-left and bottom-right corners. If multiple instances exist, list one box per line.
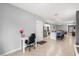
left=1, top=48, right=21, bottom=56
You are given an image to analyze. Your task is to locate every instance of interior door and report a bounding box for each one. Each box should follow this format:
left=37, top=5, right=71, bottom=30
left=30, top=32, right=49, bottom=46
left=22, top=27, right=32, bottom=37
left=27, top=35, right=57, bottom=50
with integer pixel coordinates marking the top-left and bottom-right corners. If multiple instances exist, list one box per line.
left=36, top=20, right=43, bottom=42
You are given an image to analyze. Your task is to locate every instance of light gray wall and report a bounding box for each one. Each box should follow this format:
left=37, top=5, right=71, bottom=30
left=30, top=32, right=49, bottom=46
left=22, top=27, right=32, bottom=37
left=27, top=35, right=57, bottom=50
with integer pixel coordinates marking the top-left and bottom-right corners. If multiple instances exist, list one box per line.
left=50, top=24, right=56, bottom=32
left=50, top=24, right=68, bottom=32
left=55, top=25, right=68, bottom=32
left=0, top=3, right=44, bottom=55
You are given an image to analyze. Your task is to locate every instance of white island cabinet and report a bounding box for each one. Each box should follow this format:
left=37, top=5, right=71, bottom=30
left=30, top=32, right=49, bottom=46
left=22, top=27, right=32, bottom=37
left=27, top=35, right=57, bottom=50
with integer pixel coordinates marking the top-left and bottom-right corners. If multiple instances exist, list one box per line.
left=50, top=32, right=56, bottom=40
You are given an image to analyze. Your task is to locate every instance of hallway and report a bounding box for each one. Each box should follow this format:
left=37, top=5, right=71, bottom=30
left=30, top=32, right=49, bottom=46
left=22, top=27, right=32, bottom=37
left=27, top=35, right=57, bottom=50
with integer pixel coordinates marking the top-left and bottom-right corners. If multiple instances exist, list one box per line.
left=6, top=34, right=75, bottom=56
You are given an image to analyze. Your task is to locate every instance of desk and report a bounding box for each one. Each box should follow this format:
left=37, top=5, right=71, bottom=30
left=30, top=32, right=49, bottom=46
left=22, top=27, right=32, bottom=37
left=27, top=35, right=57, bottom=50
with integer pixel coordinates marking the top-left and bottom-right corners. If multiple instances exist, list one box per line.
left=20, top=37, right=28, bottom=53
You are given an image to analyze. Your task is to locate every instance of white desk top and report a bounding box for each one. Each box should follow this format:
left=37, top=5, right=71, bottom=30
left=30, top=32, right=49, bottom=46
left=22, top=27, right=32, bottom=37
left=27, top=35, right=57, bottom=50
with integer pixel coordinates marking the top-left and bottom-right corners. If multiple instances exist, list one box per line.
left=20, top=37, right=28, bottom=40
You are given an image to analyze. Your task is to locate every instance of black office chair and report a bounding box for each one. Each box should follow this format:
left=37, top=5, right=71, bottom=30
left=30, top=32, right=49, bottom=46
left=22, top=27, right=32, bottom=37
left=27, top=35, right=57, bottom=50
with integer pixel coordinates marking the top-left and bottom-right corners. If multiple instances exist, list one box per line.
left=25, top=33, right=36, bottom=51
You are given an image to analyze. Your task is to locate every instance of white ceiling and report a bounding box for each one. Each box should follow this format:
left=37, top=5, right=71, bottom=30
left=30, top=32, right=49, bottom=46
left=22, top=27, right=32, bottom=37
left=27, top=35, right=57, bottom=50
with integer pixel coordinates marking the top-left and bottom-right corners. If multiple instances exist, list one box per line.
left=10, top=3, right=79, bottom=25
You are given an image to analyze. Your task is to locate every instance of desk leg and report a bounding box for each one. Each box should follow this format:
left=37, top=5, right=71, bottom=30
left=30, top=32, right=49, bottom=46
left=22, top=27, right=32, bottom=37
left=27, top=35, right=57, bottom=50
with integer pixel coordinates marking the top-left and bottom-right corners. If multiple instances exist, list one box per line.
left=23, top=40, right=25, bottom=53
left=20, top=39, right=22, bottom=50
left=35, top=42, right=38, bottom=47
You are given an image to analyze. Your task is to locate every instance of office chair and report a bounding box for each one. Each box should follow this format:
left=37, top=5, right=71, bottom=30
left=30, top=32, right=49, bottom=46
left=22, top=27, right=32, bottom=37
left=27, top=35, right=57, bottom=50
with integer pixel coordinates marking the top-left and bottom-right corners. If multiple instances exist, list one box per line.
left=25, top=33, right=36, bottom=51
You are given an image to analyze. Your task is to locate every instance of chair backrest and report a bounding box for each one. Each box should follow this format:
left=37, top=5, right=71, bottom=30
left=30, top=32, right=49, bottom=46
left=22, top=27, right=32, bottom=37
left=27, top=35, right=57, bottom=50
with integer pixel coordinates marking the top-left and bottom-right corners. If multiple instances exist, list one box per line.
left=29, top=33, right=36, bottom=44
